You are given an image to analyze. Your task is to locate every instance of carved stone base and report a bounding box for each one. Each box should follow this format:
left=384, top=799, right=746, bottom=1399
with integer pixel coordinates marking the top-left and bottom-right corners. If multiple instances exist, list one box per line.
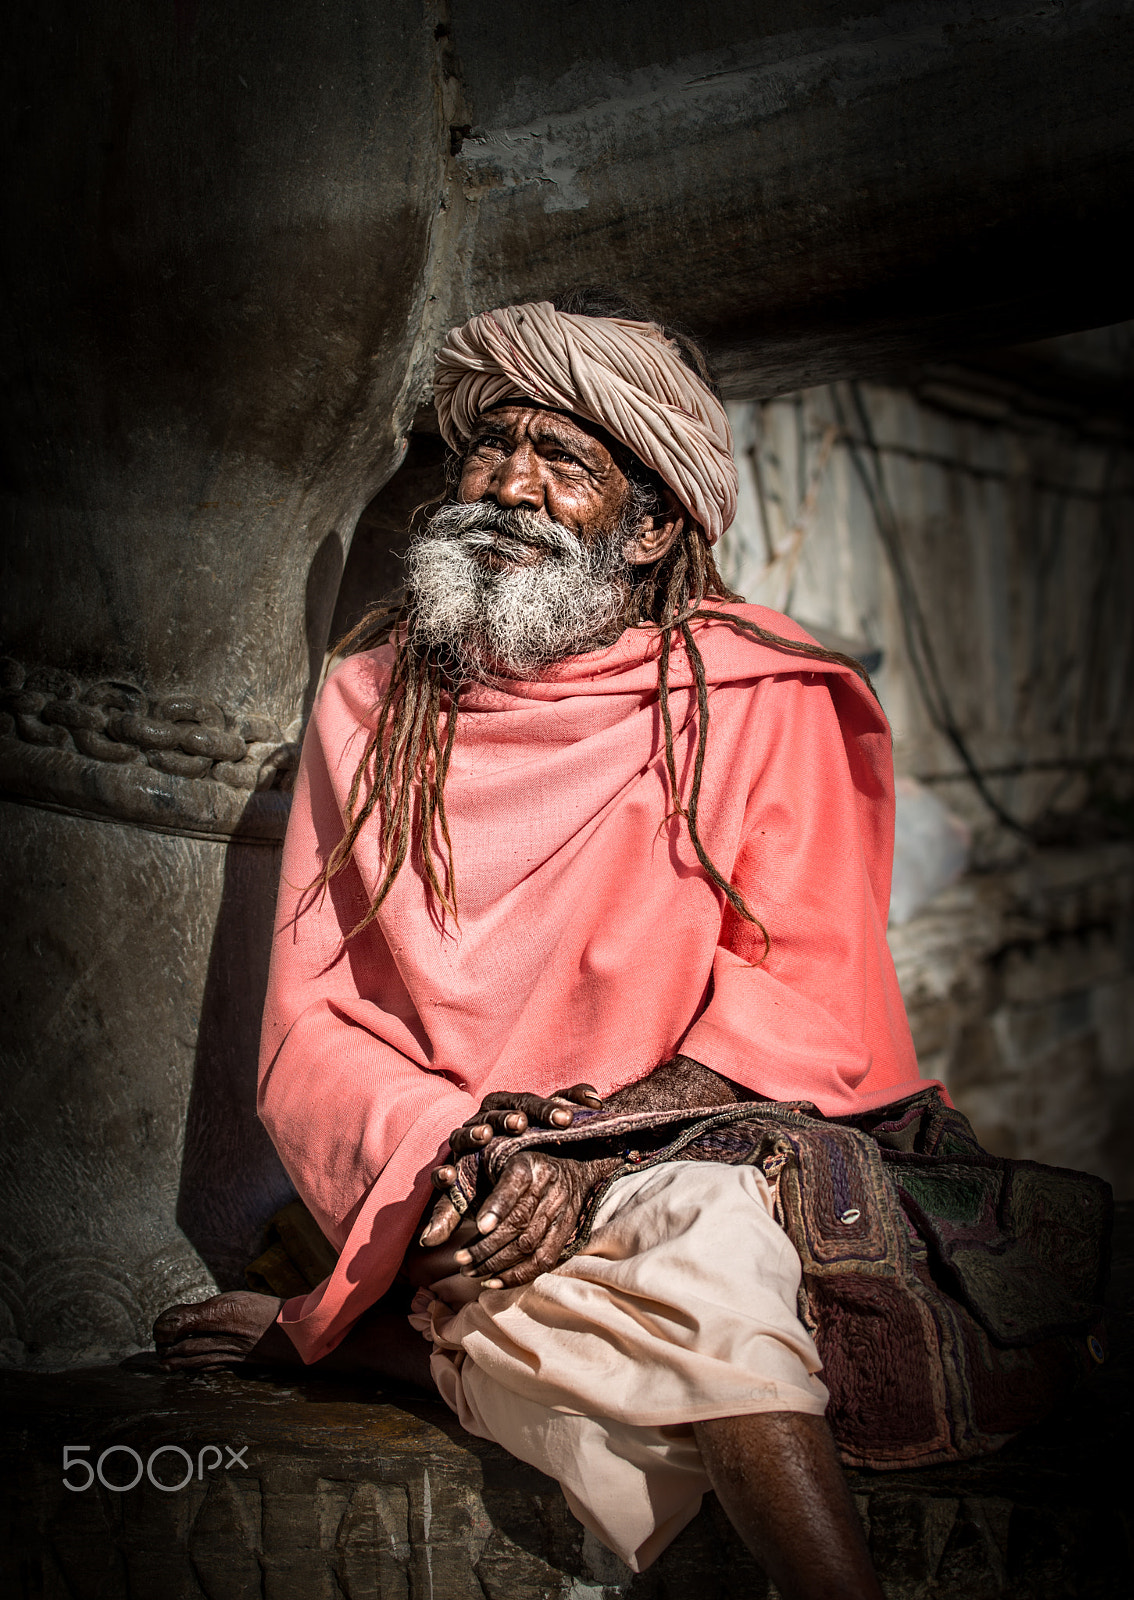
left=0, top=799, right=294, bottom=1366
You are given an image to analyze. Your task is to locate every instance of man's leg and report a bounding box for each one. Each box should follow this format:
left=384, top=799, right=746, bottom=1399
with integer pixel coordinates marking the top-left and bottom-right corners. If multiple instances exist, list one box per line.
left=692, top=1412, right=882, bottom=1600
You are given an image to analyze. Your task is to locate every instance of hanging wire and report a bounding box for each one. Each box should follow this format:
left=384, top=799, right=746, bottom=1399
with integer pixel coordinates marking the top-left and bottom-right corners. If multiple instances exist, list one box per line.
left=832, top=382, right=1030, bottom=837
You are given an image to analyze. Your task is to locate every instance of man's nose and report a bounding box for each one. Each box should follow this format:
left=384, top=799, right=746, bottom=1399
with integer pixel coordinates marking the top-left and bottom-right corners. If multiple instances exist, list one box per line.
left=489, top=444, right=543, bottom=510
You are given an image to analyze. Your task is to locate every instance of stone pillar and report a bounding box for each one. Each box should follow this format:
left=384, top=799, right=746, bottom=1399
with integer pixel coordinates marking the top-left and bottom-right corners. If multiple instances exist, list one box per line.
left=0, top=2, right=450, bottom=1362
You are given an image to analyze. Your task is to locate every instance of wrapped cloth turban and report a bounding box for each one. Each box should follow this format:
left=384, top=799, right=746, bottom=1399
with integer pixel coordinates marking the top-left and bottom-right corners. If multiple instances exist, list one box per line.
left=433, top=300, right=738, bottom=545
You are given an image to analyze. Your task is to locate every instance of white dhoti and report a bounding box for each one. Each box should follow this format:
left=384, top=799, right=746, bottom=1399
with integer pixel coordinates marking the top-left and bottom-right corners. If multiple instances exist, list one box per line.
left=409, top=1161, right=829, bottom=1571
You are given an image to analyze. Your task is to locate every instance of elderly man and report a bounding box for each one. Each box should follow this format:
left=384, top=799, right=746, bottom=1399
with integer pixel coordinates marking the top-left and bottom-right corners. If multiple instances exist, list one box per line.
left=157, top=289, right=936, bottom=1598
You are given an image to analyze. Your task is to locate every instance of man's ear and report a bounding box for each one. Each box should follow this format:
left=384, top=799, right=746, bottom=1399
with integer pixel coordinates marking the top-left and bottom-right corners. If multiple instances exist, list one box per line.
left=623, top=489, right=685, bottom=567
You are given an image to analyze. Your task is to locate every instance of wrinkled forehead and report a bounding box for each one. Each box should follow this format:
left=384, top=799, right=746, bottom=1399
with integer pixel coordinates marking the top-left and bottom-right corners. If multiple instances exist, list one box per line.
left=471, top=398, right=634, bottom=472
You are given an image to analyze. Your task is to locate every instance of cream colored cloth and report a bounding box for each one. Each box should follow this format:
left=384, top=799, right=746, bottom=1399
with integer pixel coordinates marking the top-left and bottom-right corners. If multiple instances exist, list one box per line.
left=433, top=301, right=739, bottom=544
left=410, top=1161, right=828, bottom=1571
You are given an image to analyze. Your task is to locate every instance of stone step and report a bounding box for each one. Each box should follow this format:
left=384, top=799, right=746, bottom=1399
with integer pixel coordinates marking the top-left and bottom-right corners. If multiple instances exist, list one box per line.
left=3, top=1204, right=1129, bottom=1599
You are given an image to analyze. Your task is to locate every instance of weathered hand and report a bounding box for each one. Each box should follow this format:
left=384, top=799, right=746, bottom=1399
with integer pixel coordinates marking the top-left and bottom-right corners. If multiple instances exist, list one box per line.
left=446, top=1082, right=604, bottom=1158
left=450, top=1149, right=619, bottom=1289
left=419, top=1082, right=604, bottom=1250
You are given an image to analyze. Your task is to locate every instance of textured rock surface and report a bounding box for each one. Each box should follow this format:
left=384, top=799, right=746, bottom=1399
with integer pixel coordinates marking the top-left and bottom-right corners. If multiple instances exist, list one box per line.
left=1, top=1206, right=1128, bottom=1598
left=445, top=0, right=1134, bottom=394
left=1, top=2, right=446, bottom=715
left=0, top=801, right=294, bottom=1367
left=1, top=1, right=446, bottom=1366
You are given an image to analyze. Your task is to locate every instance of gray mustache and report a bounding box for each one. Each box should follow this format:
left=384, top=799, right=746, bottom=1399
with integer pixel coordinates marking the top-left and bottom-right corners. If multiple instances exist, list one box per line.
left=425, top=500, right=583, bottom=558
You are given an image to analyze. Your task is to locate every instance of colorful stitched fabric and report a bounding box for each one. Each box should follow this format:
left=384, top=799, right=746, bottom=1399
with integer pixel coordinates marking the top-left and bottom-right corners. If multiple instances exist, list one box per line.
left=448, top=1088, right=1111, bottom=1469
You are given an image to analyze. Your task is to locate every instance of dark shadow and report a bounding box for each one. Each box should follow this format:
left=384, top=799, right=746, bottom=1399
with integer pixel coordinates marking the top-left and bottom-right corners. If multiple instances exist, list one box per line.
left=302, top=530, right=347, bottom=727
left=174, top=432, right=448, bottom=1291
left=329, top=426, right=448, bottom=642
left=176, top=831, right=296, bottom=1289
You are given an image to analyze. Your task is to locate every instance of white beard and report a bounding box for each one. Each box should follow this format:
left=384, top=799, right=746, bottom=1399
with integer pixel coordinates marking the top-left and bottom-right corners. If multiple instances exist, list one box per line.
left=405, top=500, right=632, bottom=678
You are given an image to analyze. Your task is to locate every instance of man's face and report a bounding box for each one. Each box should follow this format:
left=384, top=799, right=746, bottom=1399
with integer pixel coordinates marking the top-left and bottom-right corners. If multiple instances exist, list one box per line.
left=456, top=404, right=633, bottom=567
left=405, top=403, right=660, bottom=679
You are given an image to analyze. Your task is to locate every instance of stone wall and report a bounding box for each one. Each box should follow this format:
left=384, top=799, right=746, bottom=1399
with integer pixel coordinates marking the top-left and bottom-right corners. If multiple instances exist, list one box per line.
left=0, top=1, right=449, bottom=1369
left=888, top=846, right=1134, bottom=1197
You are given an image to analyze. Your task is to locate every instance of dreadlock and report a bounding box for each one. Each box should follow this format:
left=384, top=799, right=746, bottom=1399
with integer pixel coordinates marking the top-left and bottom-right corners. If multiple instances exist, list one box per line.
left=321, top=289, right=874, bottom=953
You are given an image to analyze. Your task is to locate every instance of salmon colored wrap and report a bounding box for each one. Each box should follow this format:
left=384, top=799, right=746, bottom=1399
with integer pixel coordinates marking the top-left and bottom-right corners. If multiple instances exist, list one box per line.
left=259, top=604, right=934, bottom=1363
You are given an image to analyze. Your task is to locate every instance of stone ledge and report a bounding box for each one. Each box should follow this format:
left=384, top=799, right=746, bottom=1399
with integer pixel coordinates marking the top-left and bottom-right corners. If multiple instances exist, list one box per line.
left=0, top=743, right=291, bottom=843
left=3, top=1205, right=1129, bottom=1600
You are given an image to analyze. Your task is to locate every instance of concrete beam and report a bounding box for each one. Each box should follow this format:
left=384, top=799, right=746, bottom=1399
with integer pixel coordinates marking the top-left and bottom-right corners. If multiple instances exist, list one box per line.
left=444, top=0, right=1134, bottom=395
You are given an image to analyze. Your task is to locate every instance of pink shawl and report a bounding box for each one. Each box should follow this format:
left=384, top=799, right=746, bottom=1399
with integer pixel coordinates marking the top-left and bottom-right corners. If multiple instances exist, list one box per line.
left=259, top=604, right=929, bottom=1361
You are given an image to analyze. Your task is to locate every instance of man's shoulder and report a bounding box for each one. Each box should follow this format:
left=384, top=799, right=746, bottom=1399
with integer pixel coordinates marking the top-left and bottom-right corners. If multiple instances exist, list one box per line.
left=691, top=602, right=888, bottom=741
left=690, top=601, right=849, bottom=683
left=315, top=644, right=396, bottom=729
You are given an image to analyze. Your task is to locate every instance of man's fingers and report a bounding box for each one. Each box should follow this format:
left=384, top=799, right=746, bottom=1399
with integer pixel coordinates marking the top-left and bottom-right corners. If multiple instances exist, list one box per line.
left=447, top=1085, right=606, bottom=1159
left=556, top=1082, right=604, bottom=1108
left=460, top=1213, right=558, bottom=1276
left=458, top=1193, right=554, bottom=1267
left=478, top=1091, right=579, bottom=1129
left=476, top=1157, right=551, bottom=1234
left=477, top=1247, right=561, bottom=1290
left=443, top=1149, right=593, bottom=1286
left=448, top=1108, right=529, bottom=1156
left=453, top=1152, right=586, bottom=1275
left=420, top=1190, right=462, bottom=1246
left=449, top=1155, right=552, bottom=1263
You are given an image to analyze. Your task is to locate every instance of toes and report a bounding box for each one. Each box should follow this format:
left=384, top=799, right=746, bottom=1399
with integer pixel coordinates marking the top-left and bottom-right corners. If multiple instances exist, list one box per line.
left=152, top=1304, right=204, bottom=1342
left=158, top=1335, right=245, bottom=1359
left=159, top=1351, right=240, bottom=1371
left=152, top=1291, right=267, bottom=1346
left=158, top=1293, right=223, bottom=1317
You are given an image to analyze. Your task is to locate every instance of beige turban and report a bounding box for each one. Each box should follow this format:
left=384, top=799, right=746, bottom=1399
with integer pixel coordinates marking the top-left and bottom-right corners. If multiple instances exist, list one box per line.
left=433, top=301, right=738, bottom=545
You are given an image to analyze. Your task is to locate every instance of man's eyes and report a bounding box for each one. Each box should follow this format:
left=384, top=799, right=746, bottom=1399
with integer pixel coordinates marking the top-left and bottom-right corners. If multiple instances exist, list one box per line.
left=469, top=437, right=585, bottom=468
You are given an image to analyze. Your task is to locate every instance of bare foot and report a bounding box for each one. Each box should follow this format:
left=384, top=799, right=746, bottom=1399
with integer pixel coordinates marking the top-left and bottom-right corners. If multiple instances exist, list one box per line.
left=153, top=1289, right=436, bottom=1391
left=154, top=1290, right=294, bottom=1371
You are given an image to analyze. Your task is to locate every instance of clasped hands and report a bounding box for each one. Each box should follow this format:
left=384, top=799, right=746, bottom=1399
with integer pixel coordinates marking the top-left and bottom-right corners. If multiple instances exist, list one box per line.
left=407, top=1084, right=617, bottom=1293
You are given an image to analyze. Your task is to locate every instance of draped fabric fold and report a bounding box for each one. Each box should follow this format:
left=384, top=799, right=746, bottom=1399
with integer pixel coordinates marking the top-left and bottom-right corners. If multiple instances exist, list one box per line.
left=258, top=603, right=931, bottom=1362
